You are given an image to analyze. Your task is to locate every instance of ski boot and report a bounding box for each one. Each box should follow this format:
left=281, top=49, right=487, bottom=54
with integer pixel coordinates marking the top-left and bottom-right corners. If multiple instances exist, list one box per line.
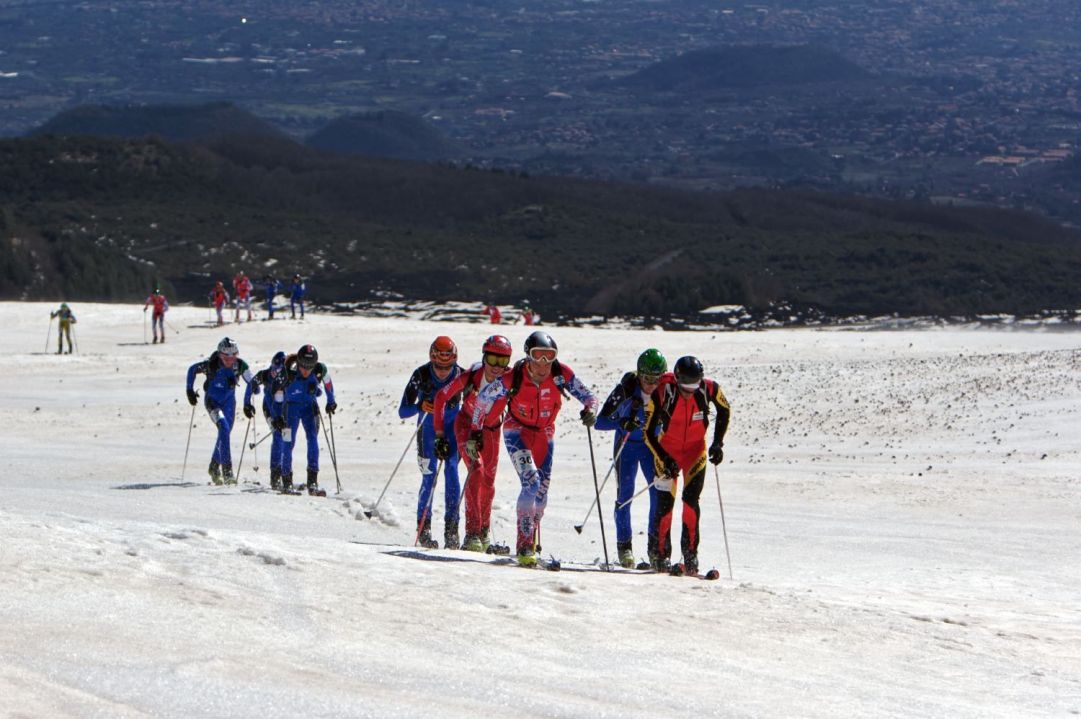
left=617, top=541, right=635, bottom=569
left=306, top=468, right=326, bottom=497
left=682, top=552, right=699, bottom=577
left=221, top=463, right=236, bottom=486
left=444, top=520, right=460, bottom=550
left=480, top=526, right=491, bottom=552
left=516, top=546, right=537, bottom=568
left=651, top=554, right=671, bottom=573
left=152, top=336, right=158, bottom=344
left=208, top=460, right=223, bottom=486
left=462, top=534, right=484, bottom=552
left=416, top=518, right=439, bottom=549
left=281, top=472, right=295, bottom=494
left=269, top=467, right=282, bottom=491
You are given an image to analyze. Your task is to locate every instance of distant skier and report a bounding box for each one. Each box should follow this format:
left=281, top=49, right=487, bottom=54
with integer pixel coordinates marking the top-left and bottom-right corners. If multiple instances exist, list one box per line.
left=270, top=344, right=336, bottom=496
left=50, top=303, right=76, bottom=354
left=470, top=331, right=597, bottom=566
left=290, top=274, right=306, bottom=319
left=399, top=336, right=464, bottom=549
left=483, top=304, right=502, bottom=324
left=143, top=288, right=169, bottom=344
left=208, top=281, right=230, bottom=327
left=185, top=337, right=255, bottom=485
left=263, top=275, right=282, bottom=320
left=233, top=271, right=254, bottom=323
left=643, top=356, right=730, bottom=575
left=432, top=334, right=513, bottom=552
left=595, top=349, right=667, bottom=568
left=248, top=351, right=287, bottom=489
left=521, top=303, right=536, bottom=326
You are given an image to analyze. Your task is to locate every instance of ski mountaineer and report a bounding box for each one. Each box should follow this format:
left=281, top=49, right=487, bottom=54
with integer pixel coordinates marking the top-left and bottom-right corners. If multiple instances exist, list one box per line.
left=209, top=281, right=230, bottom=327
left=432, top=334, right=513, bottom=552
left=248, top=351, right=288, bottom=490
left=289, top=274, right=306, bottom=319
left=398, top=336, right=464, bottom=549
left=470, top=331, right=598, bottom=567
left=643, top=356, right=730, bottom=575
left=595, top=348, right=667, bottom=568
left=143, top=288, right=169, bottom=344
left=270, top=345, right=336, bottom=496
left=483, top=304, right=502, bottom=324
left=521, top=303, right=536, bottom=326
left=50, top=303, right=76, bottom=354
left=263, top=275, right=282, bottom=320
left=233, top=271, right=254, bottom=323
left=185, top=337, right=255, bottom=485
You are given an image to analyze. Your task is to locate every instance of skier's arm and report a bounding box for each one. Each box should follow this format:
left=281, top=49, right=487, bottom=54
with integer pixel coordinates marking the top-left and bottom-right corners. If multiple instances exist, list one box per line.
left=564, top=372, right=598, bottom=413
left=643, top=390, right=678, bottom=473
left=398, top=368, right=423, bottom=419
left=708, top=381, right=731, bottom=447
left=471, top=376, right=508, bottom=431
left=320, top=365, right=336, bottom=408
left=595, top=379, right=630, bottom=432
left=433, top=372, right=467, bottom=436
left=185, top=361, right=206, bottom=392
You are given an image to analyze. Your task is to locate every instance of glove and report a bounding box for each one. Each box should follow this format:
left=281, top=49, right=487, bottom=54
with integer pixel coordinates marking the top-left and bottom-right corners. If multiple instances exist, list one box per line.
left=433, top=436, right=451, bottom=461
left=709, top=442, right=724, bottom=465
left=243, top=404, right=256, bottom=419
left=272, top=416, right=287, bottom=431
left=619, top=416, right=641, bottom=432
left=326, top=402, right=337, bottom=415
left=464, top=430, right=484, bottom=460
left=663, top=457, right=680, bottom=478
left=186, top=389, right=199, bottom=406
left=580, top=408, right=596, bottom=428
left=420, top=400, right=435, bottom=414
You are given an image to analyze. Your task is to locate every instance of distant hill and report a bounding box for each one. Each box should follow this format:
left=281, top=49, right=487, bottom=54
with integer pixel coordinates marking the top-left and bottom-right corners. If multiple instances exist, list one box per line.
left=615, top=44, right=871, bottom=93
left=28, top=102, right=287, bottom=143
left=2, top=133, right=1081, bottom=319
left=306, top=111, right=464, bottom=162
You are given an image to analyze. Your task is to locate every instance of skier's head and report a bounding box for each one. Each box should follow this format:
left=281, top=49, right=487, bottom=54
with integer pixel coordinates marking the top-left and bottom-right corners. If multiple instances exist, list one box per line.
left=429, top=336, right=457, bottom=370
left=153, top=287, right=161, bottom=295
left=482, top=334, right=512, bottom=375
left=297, top=344, right=318, bottom=374
left=271, top=351, right=286, bottom=367
left=217, top=337, right=239, bottom=366
left=60, top=303, right=69, bottom=310
left=673, top=355, right=704, bottom=393
left=524, top=331, right=557, bottom=379
left=637, top=348, right=667, bottom=390
left=215, top=281, right=224, bottom=290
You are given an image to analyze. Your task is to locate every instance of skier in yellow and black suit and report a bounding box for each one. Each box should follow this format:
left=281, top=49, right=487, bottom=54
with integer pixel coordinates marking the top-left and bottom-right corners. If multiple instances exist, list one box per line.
left=50, top=303, right=77, bottom=354
left=643, top=355, right=730, bottom=575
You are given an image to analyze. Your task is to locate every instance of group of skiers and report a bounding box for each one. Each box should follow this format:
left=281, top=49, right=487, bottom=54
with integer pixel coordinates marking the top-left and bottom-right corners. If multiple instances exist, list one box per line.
left=206, top=273, right=308, bottom=326
left=182, top=328, right=729, bottom=573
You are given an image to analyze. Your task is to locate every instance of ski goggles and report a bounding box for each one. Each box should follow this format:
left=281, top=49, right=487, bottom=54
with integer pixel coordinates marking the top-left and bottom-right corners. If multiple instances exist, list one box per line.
left=678, top=381, right=701, bottom=392
left=484, top=353, right=511, bottom=368
left=431, top=349, right=456, bottom=362
left=528, top=348, right=557, bottom=364
left=639, top=373, right=662, bottom=385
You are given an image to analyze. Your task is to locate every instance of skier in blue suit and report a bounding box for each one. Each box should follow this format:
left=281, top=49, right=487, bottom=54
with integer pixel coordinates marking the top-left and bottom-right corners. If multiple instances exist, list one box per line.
left=595, top=349, right=667, bottom=568
left=264, top=275, right=282, bottom=320
left=247, top=351, right=287, bottom=489
left=185, top=337, right=255, bottom=485
left=270, top=344, right=336, bottom=495
left=289, top=274, right=306, bottom=319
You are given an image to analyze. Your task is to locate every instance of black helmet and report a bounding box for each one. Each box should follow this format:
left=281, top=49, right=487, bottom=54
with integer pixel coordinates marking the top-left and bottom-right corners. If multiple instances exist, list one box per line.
left=524, top=331, right=557, bottom=354
left=297, top=344, right=318, bottom=369
left=217, top=337, right=239, bottom=357
left=673, top=356, right=704, bottom=387
left=271, top=351, right=286, bottom=367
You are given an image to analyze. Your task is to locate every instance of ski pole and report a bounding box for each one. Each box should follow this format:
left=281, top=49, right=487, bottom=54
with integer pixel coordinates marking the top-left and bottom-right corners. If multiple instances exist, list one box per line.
left=617, top=477, right=661, bottom=510
left=44, top=315, right=54, bottom=353
left=573, top=430, right=632, bottom=533
left=235, top=416, right=252, bottom=483
left=365, top=414, right=427, bottom=519
left=71, top=326, right=79, bottom=355
left=714, top=464, right=733, bottom=580
left=585, top=424, right=611, bottom=570
left=143, top=310, right=148, bottom=344
left=252, top=422, right=260, bottom=474
left=249, top=430, right=273, bottom=449
left=413, top=458, right=441, bottom=547
left=321, top=410, right=342, bottom=494
left=181, top=402, right=197, bottom=481
left=166, top=318, right=181, bottom=335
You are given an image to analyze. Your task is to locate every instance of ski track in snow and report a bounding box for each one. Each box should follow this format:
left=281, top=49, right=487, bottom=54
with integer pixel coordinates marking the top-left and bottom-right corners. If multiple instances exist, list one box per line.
left=1, top=302, right=1080, bottom=718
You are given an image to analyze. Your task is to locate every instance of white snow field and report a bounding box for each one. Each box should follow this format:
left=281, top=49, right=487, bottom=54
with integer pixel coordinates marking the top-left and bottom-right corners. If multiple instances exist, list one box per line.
left=1, top=301, right=1079, bottom=718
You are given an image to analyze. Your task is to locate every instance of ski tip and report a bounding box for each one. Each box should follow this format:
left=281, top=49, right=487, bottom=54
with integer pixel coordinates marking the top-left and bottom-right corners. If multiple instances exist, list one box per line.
left=704, top=569, right=721, bottom=581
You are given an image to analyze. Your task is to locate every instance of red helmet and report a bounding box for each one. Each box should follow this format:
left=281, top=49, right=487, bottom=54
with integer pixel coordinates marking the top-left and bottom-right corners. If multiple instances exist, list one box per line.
left=482, top=334, right=512, bottom=357
left=429, top=336, right=457, bottom=369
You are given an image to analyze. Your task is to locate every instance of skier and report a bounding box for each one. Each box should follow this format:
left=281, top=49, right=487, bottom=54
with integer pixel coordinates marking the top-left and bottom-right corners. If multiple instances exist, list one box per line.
left=263, top=275, right=282, bottom=320
left=208, top=281, right=230, bottom=327
left=185, top=337, right=255, bottom=485
left=643, top=356, right=730, bottom=575
left=270, top=344, right=337, bottom=496
left=289, top=274, right=306, bottom=319
left=595, top=348, right=667, bottom=568
left=233, top=271, right=254, bottom=323
left=50, top=303, right=76, bottom=354
left=470, top=331, right=598, bottom=566
left=432, top=334, right=513, bottom=552
left=399, top=336, right=464, bottom=548
left=521, top=303, right=536, bottom=326
left=143, top=288, right=169, bottom=344
left=248, top=351, right=288, bottom=490
left=483, top=304, right=502, bottom=324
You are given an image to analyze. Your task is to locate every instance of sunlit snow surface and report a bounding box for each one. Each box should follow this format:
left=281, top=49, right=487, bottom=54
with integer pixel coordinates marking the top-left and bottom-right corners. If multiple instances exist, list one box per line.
left=1, top=302, right=1079, bottom=718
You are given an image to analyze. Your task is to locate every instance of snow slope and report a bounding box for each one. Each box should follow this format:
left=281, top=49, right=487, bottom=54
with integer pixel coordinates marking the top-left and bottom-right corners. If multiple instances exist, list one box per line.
left=1, top=302, right=1079, bottom=718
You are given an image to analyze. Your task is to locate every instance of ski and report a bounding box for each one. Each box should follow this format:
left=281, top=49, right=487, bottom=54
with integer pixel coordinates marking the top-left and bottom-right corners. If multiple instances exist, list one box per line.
left=484, top=542, right=511, bottom=556
left=670, top=563, right=721, bottom=580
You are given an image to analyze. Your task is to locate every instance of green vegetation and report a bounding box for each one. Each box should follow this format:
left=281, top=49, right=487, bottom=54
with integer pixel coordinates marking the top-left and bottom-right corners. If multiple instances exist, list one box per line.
left=2, top=133, right=1080, bottom=319
left=307, top=110, right=464, bottom=162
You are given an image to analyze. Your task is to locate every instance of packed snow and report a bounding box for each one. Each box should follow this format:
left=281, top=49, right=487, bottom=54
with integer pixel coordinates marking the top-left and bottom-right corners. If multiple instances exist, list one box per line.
left=1, top=302, right=1079, bottom=718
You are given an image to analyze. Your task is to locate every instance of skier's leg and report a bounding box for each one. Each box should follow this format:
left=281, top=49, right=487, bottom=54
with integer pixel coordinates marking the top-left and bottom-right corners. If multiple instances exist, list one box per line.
left=680, top=456, right=707, bottom=562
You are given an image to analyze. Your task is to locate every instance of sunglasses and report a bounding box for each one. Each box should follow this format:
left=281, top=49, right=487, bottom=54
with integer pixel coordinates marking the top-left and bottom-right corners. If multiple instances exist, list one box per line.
left=484, top=354, right=511, bottom=368
left=432, top=350, right=456, bottom=360
left=528, top=348, right=557, bottom=364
